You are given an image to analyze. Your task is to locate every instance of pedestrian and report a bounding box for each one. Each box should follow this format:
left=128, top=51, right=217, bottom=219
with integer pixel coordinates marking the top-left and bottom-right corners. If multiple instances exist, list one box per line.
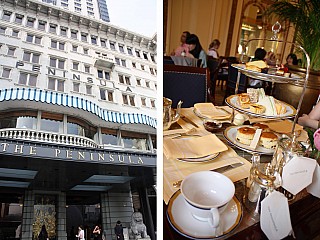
left=114, top=221, right=124, bottom=240
left=93, top=224, right=102, bottom=240
left=76, top=225, right=85, bottom=240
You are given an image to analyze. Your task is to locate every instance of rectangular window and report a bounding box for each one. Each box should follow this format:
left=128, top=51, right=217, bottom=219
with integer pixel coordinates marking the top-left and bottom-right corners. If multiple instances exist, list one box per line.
left=129, top=96, right=135, bottom=106
left=146, top=81, right=150, bottom=88
left=59, top=42, right=65, bottom=50
left=100, top=88, right=106, bottom=100
left=49, top=25, right=56, bottom=33
left=83, top=48, right=88, bottom=54
left=75, top=7, right=81, bottom=11
left=86, top=85, right=92, bottom=95
left=125, top=76, right=130, bottom=85
left=132, top=62, right=136, bottom=68
left=73, top=62, right=79, bottom=70
left=127, top=48, right=133, bottom=55
left=50, top=58, right=65, bottom=69
left=2, top=68, right=11, bottom=78
left=27, top=18, right=34, bottom=27
left=19, top=72, right=37, bottom=86
left=141, top=97, right=146, bottom=106
left=73, top=82, right=80, bottom=92
left=75, top=2, right=81, bottom=7
left=81, top=34, right=87, bottom=42
left=151, top=55, right=155, bottom=62
left=15, top=15, right=23, bottom=24
left=136, top=78, right=141, bottom=86
left=151, top=100, right=155, bottom=108
left=100, top=39, right=106, bottom=47
left=2, top=12, right=11, bottom=21
left=38, top=21, right=46, bottom=30
left=60, top=28, right=67, bottom=36
left=115, top=58, right=120, bottom=65
left=0, top=27, right=5, bottom=34
left=141, top=65, right=145, bottom=70
left=84, top=65, right=90, bottom=73
left=121, top=59, right=126, bottom=67
left=110, top=42, right=115, bottom=50
left=98, top=70, right=103, bottom=78
left=88, top=11, right=94, bottom=16
left=7, top=47, right=15, bottom=56
left=119, top=45, right=124, bottom=53
left=61, top=2, right=68, bottom=7
left=104, top=72, right=110, bottom=80
left=26, top=34, right=41, bottom=44
left=23, top=52, right=40, bottom=63
left=108, top=91, right=113, bottom=101
left=150, top=68, right=155, bottom=75
left=119, top=75, right=124, bottom=84
left=12, top=30, right=19, bottom=37
left=135, top=50, right=140, bottom=57
left=48, top=78, right=64, bottom=91
left=51, top=40, right=57, bottom=48
left=87, top=7, right=93, bottom=11
left=91, top=36, right=97, bottom=45
left=122, top=94, right=128, bottom=105
left=71, top=30, right=77, bottom=39
left=143, top=52, right=148, bottom=60
left=72, top=45, right=78, bottom=52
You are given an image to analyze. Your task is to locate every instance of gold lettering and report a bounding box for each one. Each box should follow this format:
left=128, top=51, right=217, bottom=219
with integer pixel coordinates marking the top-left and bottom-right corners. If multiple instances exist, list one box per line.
left=29, top=146, right=37, bottom=155
left=14, top=145, right=24, bottom=154
left=118, top=155, right=125, bottom=163
left=55, top=149, right=61, bottom=157
left=98, top=153, right=105, bottom=161
left=78, top=151, right=85, bottom=160
left=109, top=154, right=114, bottom=162
left=1, top=143, right=9, bottom=152
left=66, top=150, right=73, bottom=159
left=90, top=153, right=94, bottom=160
left=128, top=156, right=134, bottom=164
left=138, top=157, right=144, bottom=164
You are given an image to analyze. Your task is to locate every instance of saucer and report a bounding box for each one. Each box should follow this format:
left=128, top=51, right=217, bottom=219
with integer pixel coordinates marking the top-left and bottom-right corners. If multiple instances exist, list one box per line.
left=167, top=190, right=242, bottom=239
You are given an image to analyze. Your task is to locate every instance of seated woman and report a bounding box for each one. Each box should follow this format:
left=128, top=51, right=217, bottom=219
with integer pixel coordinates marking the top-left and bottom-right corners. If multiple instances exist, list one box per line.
left=284, top=53, right=298, bottom=67
left=298, top=100, right=320, bottom=129
left=207, top=39, right=220, bottom=59
left=185, top=34, right=207, bottom=68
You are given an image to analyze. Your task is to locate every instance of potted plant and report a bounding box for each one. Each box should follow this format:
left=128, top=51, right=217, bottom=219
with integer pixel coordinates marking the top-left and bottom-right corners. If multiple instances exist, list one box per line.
left=264, top=0, right=320, bottom=116
left=265, top=0, right=320, bottom=70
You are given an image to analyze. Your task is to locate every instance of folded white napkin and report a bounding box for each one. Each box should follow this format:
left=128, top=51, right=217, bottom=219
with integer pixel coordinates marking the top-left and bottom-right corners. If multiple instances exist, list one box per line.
left=194, top=103, right=231, bottom=119
left=163, top=134, right=228, bottom=159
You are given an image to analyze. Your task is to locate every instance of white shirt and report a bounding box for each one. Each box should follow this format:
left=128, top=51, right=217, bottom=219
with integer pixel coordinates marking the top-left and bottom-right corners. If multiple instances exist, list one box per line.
left=77, top=229, right=85, bottom=240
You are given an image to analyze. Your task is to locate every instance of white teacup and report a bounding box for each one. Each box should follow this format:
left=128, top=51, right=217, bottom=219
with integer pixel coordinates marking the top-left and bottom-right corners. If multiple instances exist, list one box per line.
left=181, top=171, right=235, bottom=229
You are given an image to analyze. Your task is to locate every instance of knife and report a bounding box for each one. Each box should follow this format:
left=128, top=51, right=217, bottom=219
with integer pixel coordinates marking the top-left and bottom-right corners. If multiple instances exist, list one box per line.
left=172, top=162, right=244, bottom=188
left=181, top=115, right=199, bottom=128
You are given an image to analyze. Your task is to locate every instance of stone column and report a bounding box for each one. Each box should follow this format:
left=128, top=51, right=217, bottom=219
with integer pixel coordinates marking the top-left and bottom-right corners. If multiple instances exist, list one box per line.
left=56, top=192, right=67, bottom=240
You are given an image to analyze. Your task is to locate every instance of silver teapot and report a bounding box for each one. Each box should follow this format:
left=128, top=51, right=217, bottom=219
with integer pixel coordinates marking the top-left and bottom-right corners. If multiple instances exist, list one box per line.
left=163, top=97, right=183, bottom=130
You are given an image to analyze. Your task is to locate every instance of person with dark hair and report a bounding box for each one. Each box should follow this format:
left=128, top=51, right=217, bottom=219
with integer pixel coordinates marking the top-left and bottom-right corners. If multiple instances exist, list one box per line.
left=38, top=225, right=49, bottom=240
left=252, top=48, right=267, bottom=61
left=185, top=34, right=207, bottom=68
left=285, top=53, right=298, bottom=66
left=76, top=225, right=85, bottom=240
left=114, top=220, right=124, bottom=240
left=93, top=224, right=102, bottom=240
left=171, top=31, right=191, bottom=57
left=207, top=39, right=221, bottom=59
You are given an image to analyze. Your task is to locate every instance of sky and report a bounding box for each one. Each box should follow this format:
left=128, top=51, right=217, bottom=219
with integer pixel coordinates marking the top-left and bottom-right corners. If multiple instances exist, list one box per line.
left=106, top=0, right=157, bottom=38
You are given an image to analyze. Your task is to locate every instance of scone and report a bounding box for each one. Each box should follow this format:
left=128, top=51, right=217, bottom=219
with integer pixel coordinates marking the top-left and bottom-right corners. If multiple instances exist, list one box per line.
left=253, top=123, right=270, bottom=132
left=250, top=104, right=266, bottom=114
left=236, top=127, right=256, bottom=145
left=259, top=132, right=278, bottom=149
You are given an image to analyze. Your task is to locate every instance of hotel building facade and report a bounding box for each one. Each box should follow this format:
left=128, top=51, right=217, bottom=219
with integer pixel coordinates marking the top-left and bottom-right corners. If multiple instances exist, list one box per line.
left=0, top=0, right=157, bottom=239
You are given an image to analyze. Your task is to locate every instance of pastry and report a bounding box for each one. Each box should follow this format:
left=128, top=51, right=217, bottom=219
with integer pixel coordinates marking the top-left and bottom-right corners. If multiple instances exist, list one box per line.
left=250, top=104, right=266, bottom=114
left=236, top=127, right=256, bottom=145
left=275, top=100, right=287, bottom=115
left=238, top=93, right=251, bottom=108
left=259, top=132, right=278, bottom=149
left=247, top=88, right=259, bottom=103
left=253, top=123, right=270, bottom=132
left=258, top=96, right=277, bottom=116
left=246, top=60, right=268, bottom=72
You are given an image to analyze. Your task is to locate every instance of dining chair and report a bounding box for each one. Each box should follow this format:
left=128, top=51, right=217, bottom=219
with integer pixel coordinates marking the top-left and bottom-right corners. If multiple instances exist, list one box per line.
left=223, top=63, right=248, bottom=104
left=163, top=64, right=210, bottom=108
left=207, top=56, right=220, bottom=103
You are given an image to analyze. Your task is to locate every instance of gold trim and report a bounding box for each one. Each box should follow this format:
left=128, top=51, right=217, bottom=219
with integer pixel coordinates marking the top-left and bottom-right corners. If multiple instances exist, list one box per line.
left=167, top=190, right=242, bottom=239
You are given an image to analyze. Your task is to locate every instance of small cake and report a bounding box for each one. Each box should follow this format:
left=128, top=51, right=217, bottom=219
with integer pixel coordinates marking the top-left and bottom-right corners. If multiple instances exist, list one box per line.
left=259, top=132, right=278, bottom=149
left=236, top=127, right=256, bottom=145
left=253, top=123, right=270, bottom=132
left=250, top=104, right=266, bottom=114
left=238, top=93, right=251, bottom=109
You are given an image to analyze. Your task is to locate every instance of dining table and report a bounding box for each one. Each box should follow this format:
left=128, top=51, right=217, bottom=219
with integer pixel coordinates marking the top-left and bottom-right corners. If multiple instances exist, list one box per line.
left=163, top=106, right=320, bottom=239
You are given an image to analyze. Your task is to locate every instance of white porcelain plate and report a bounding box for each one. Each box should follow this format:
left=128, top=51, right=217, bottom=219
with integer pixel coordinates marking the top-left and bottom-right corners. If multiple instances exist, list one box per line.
left=225, top=95, right=296, bottom=119
left=167, top=190, right=242, bottom=239
left=223, top=125, right=275, bottom=155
